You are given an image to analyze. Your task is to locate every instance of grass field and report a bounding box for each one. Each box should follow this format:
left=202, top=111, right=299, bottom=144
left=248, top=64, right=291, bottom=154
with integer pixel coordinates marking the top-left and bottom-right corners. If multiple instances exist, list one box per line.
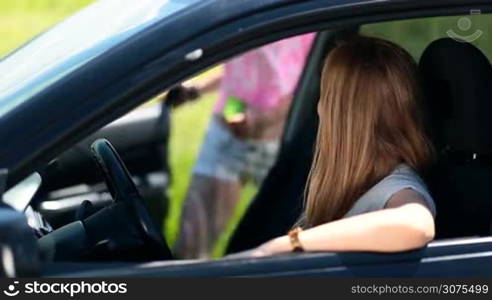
left=0, top=0, right=94, bottom=56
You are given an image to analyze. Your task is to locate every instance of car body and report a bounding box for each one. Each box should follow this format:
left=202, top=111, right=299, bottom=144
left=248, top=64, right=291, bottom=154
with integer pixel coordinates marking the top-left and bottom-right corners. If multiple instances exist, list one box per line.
left=1, top=0, right=492, bottom=277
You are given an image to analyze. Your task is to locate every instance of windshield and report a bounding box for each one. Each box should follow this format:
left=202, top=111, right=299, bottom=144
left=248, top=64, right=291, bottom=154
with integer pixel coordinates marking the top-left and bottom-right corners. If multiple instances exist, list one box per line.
left=0, top=0, right=201, bottom=118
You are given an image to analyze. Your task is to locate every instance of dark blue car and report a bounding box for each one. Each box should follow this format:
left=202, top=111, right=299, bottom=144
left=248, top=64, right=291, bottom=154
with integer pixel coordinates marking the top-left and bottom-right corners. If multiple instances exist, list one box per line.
left=1, top=0, right=492, bottom=277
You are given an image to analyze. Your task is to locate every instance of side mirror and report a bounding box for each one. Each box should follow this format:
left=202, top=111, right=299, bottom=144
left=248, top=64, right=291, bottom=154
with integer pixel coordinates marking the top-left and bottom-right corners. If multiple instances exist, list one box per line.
left=0, top=171, right=39, bottom=277
left=3, top=173, right=42, bottom=212
left=0, top=206, right=40, bottom=277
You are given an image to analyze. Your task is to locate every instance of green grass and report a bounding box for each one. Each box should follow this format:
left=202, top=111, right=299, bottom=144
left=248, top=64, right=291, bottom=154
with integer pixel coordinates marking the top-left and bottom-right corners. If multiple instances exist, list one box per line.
left=212, top=182, right=257, bottom=258
left=0, top=0, right=95, bottom=57
left=164, top=94, right=216, bottom=247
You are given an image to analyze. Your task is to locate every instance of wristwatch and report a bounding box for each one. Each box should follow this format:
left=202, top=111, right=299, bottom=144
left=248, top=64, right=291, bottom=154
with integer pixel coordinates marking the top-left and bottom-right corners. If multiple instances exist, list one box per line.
left=288, top=227, right=304, bottom=252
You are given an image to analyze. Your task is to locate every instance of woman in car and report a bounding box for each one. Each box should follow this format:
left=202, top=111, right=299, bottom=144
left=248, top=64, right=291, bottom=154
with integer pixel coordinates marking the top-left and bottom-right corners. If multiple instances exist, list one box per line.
left=235, top=36, right=436, bottom=257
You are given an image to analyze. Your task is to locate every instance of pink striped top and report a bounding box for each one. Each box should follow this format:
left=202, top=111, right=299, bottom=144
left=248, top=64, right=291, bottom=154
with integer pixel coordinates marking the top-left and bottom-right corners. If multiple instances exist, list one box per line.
left=214, top=33, right=316, bottom=114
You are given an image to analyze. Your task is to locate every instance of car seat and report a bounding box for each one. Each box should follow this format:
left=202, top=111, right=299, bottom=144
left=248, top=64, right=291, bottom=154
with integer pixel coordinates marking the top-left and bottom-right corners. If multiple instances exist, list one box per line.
left=420, top=38, right=492, bottom=238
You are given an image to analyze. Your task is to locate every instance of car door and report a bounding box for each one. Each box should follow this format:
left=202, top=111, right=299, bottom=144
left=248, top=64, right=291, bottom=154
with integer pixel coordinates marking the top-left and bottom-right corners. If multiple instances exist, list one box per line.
left=36, top=0, right=492, bottom=277
left=225, top=1, right=492, bottom=277
left=43, top=237, right=492, bottom=277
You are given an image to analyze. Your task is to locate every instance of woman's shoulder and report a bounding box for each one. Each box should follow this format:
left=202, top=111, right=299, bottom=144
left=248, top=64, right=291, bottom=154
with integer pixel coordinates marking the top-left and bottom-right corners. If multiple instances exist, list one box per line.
left=382, top=164, right=427, bottom=186
left=345, top=164, right=436, bottom=218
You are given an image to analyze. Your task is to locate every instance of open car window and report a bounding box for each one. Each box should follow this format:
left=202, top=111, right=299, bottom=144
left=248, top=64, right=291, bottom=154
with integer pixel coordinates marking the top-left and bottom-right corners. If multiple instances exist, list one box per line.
left=361, top=12, right=492, bottom=60
left=29, top=32, right=316, bottom=262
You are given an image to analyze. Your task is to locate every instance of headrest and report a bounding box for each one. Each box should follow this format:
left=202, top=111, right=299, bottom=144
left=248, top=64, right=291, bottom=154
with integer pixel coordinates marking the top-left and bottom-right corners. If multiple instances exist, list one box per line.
left=419, top=38, right=492, bottom=156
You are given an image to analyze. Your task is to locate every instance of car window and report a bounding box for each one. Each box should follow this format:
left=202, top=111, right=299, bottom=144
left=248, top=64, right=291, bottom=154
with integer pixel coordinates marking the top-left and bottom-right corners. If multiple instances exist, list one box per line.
left=30, top=32, right=315, bottom=259
left=362, top=13, right=492, bottom=241
left=165, top=33, right=316, bottom=258
left=361, top=12, right=492, bottom=61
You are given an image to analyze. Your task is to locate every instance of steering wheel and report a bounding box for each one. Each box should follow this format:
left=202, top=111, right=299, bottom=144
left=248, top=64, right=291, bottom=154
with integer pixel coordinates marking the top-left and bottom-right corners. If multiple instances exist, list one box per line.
left=90, top=139, right=173, bottom=259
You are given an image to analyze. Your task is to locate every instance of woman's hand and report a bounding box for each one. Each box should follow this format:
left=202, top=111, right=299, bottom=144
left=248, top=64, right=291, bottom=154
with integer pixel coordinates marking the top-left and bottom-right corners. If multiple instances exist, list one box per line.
left=224, top=247, right=270, bottom=259
left=226, top=236, right=292, bottom=259
left=165, top=85, right=200, bottom=107
left=225, top=113, right=249, bottom=138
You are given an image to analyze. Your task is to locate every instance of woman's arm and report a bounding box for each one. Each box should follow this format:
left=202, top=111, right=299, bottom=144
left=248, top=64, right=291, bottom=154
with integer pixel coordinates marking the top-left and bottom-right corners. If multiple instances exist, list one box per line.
left=184, top=71, right=223, bottom=95
left=242, top=189, right=435, bottom=257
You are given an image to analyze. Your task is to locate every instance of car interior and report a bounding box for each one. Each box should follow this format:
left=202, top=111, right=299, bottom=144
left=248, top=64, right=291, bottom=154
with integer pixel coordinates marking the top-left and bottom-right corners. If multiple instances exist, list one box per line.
left=6, top=12, right=492, bottom=272
left=36, top=102, right=171, bottom=230
left=230, top=16, right=492, bottom=252
left=421, top=37, right=492, bottom=238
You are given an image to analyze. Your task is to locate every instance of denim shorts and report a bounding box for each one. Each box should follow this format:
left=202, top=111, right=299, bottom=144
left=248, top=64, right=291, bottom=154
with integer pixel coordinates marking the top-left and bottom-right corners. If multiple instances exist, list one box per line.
left=193, top=115, right=280, bottom=184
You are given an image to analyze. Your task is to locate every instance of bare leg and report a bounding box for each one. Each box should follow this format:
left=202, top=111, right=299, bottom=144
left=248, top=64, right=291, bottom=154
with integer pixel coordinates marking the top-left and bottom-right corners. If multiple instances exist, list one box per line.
left=175, top=174, right=241, bottom=259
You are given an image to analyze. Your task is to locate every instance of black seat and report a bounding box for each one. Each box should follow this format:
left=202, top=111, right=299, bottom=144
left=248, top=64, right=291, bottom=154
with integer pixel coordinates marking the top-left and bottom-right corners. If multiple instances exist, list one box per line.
left=420, top=38, right=492, bottom=238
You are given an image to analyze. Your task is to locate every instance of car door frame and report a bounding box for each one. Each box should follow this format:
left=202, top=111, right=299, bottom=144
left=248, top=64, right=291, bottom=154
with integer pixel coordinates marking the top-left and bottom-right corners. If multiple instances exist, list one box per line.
left=45, top=237, right=492, bottom=277
left=34, top=0, right=492, bottom=277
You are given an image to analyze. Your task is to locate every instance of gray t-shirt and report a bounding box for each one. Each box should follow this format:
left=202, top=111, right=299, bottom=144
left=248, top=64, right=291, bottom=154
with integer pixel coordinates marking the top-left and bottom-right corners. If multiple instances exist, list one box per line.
left=344, top=164, right=436, bottom=218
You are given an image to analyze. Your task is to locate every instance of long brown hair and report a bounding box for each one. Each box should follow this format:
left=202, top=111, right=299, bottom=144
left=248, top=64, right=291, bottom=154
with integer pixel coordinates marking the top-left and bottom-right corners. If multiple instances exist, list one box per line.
left=300, top=36, right=434, bottom=228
